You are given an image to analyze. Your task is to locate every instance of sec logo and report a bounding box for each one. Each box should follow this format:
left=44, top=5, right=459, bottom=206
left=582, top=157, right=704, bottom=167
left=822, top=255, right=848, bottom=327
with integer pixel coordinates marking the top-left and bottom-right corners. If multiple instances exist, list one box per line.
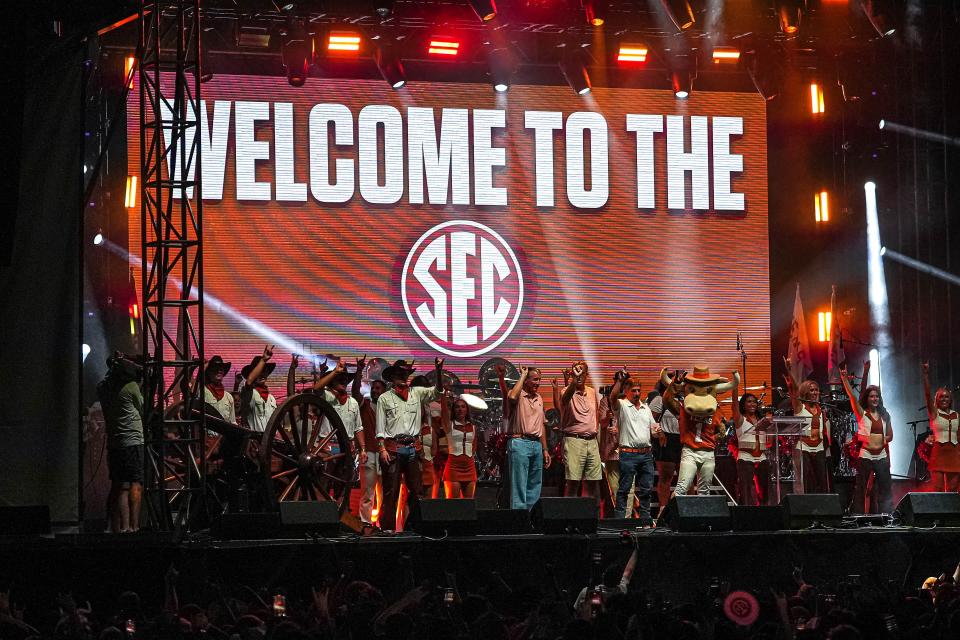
left=401, top=220, right=524, bottom=357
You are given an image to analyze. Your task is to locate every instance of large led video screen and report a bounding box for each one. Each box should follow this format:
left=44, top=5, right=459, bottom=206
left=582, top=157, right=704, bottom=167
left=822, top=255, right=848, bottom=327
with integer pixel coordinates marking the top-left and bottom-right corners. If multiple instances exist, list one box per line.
left=127, top=75, right=770, bottom=395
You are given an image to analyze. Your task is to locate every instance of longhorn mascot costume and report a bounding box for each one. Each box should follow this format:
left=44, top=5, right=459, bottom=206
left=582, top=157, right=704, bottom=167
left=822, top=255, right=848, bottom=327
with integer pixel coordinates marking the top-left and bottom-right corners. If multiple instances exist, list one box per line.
left=659, top=367, right=740, bottom=502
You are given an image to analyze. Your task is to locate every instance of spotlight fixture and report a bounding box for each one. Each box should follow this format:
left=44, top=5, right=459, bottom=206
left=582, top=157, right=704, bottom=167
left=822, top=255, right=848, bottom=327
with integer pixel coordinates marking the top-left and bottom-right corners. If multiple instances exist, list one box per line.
left=82, top=344, right=91, bottom=363
left=124, top=175, right=138, bottom=208
left=375, top=0, right=394, bottom=17
left=124, top=55, right=135, bottom=89
left=559, top=50, right=591, bottom=96
left=375, top=46, right=406, bottom=89
left=583, top=0, right=608, bottom=27
left=860, top=0, right=896, bottom=37
left=93, top=229, right=104, bottom=246
left=775, top=0, right=802, bottom=35
left=282, top=38, right=311, bottom=87
left=878, top=119, right=885, bottom=130
left=745, top=51, right=780, bottom=101
left=467, top=0, right=497, bottom=23
left=659, top=0, right=695, bottom=31
left=809, top=82, right=825, bottom=114
left=814, top=190, right=830, bottom=222
left=671, top=70, right=692, bottom=98
left=488, top=47, right=515, bottom=92
left=199, top=46, right=213, bottom=83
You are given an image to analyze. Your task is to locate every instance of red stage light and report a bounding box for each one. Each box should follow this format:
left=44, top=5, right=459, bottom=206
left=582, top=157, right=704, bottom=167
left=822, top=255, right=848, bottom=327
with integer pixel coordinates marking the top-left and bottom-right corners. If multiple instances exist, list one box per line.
left=712, top=47, right=740, bottom=64
left=124, top=55, right=135, bottom=88
left=817, top=311, right=831, bottom=342
left=124, top=175, right=137, bottom=208
left=428, top=38, right=460, bottom=57
left=328, top=32, right=361, bottom=53
left=810, top=83, right=825, bottom=114
left=815, top=190, right=829, bottom=222
left=617, top=44, right=648, bottom=64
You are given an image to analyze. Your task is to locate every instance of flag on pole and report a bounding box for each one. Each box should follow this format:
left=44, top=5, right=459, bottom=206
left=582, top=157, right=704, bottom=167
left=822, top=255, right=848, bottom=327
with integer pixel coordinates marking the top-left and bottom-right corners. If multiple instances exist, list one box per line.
left=827, top=285, right=846, bottom=384
left=788, top=283, right=813, bottom=383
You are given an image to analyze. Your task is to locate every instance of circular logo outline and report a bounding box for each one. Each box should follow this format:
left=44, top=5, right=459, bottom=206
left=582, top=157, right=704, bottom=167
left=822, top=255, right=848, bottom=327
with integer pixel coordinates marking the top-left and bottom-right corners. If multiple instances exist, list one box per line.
left=401, top=220, right=524, bottom=358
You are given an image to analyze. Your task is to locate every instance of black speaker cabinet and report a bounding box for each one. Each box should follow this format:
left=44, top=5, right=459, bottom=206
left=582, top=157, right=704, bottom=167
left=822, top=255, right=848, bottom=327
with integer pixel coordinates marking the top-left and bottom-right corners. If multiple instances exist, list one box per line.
left=662, top=495, right=731, bottom=532
left=895, top=492, right=960, bottom=527
left=212, top=512, right=280, bottom=540
left=280, top=501, right=341, bottom=537
left=780, top=494, right=843, bottom=529
left=532, top=497, right=598, bottom=534
left=730, top=506, right=783, bottom=532
left=409, top=499, right=478, bottom=536
left=0, top=505, right=50, bottom=535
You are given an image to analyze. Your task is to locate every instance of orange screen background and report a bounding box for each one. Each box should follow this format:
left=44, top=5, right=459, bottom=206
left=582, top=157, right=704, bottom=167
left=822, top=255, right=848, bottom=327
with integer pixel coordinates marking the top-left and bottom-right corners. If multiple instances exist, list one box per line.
left=127, top=75, right=770, bottom=400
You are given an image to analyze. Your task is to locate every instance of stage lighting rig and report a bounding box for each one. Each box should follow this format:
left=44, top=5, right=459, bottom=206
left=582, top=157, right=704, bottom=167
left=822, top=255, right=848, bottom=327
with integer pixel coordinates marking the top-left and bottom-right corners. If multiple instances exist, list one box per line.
left=659, top=0, right=696, bottom=32
left=375, top=46, right=406, bottom=89
left=671, top=70, right=693, bottom=98
left=375, top=0, right=395, bottom=17
left=282, top=37, right=311, bottom=87
left=488, top=47, right=515, bottom=92
left=775, top=0, right=802, bottom=35
left=583, top=0, right=608, bottom=27
left=468, top=0, right=498, bottom=23
left=559, top=48, right=591, bottom=95
left=860, top=0, right=897, bottom=38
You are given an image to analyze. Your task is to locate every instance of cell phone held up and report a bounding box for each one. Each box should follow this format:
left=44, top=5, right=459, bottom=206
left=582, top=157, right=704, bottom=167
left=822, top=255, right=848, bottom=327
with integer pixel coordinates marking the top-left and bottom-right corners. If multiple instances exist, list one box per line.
left=273, top=594, right=287, bottom=617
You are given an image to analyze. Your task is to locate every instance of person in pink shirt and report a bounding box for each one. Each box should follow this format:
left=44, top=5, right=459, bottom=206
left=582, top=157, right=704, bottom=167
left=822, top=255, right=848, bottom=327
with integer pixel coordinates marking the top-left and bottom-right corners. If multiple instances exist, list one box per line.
left=560, top=360, right=602, bottom=499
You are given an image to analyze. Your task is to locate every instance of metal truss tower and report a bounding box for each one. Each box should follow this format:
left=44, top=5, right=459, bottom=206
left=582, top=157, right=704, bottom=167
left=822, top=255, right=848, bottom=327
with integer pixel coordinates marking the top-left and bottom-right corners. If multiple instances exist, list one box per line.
left=138, top=0, right=206, bottom=532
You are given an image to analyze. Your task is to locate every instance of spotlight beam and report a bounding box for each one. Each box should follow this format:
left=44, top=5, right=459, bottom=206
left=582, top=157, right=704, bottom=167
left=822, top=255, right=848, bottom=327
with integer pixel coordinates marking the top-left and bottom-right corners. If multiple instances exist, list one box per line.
left=878, top=119, right=960, bottom=147
left=882, top=248, right=960, bottom=288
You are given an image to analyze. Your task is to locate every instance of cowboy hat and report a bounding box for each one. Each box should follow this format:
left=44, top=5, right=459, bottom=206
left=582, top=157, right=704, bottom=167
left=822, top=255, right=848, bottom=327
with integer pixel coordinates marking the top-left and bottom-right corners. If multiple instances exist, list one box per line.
left=381, top=359, right=416, bottom=382
left=683, top=366, right=728, bottom=386
left=240, top=355, right=276, bottom=380
left=206, top=355, right=232, bottom=376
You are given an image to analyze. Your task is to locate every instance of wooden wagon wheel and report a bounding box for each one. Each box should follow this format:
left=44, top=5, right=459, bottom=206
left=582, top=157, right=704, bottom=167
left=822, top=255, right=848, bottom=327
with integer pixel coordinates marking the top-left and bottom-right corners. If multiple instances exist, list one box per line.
left=260, top=391, right=355, bottom=515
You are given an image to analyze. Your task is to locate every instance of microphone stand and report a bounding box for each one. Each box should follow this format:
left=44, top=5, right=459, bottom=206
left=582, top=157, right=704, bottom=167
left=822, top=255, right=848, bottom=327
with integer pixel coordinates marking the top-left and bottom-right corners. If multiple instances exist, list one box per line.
left=906, top=418, right=928, bottom=482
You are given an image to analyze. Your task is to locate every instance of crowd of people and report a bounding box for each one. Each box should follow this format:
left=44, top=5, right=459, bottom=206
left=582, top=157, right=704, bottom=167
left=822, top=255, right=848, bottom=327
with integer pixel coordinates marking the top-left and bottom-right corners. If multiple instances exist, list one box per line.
left=3, top=553, right=960, bottom=639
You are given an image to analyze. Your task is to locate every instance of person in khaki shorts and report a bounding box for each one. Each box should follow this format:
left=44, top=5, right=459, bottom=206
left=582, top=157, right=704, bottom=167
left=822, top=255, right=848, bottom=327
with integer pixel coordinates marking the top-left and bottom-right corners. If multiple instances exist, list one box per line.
left=560, top=360, right=602, bottom=499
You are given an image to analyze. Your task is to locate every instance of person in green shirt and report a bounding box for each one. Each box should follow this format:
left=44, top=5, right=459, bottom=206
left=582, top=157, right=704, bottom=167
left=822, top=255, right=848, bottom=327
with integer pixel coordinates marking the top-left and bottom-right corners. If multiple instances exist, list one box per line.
left=98, top=354, right=145, bottom=533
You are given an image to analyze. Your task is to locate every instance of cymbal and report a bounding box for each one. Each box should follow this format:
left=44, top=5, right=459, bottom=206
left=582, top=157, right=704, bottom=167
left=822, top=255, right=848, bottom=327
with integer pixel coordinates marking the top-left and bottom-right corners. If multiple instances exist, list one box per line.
left=460, top=393, right=488, bottom=411
left=458, top=382, right=484, bottom=390
left=745, top=385, right=767, bottom=390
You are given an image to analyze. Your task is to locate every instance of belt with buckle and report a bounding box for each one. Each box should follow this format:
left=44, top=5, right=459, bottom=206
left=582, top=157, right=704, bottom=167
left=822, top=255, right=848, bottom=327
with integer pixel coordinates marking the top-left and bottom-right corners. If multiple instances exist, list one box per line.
left=510, top=434, right=541, bottom=442
left=564, top=432, right=596, bottom=440
left=620, top=445, right=652, bottom=454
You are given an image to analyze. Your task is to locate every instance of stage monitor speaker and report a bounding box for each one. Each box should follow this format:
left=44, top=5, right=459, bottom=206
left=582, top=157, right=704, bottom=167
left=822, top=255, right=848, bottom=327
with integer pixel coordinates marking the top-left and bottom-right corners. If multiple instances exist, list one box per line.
left=662, top=496, right=731, bottom=532
left=0, top=505, right=50, bottom=535
left=730, top=506, right=782, bottom=532
left=895, top=492, right=960, bottom=527
left=477, top=509, right=531, bottom=535
left=780, top=494, right=843, bottom=529
left=409, top=499, right=478, bottom=536
left=280, top=501, right=341, bottom=537
left=532, top=498, right=597, bottom=534
left=212, top=512, right=280, bottom=540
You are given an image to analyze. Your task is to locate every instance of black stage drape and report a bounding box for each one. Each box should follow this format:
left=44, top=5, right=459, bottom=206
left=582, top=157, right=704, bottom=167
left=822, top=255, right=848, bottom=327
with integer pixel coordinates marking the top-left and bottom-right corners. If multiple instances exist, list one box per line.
left=0, top=34, right=84, bottom=522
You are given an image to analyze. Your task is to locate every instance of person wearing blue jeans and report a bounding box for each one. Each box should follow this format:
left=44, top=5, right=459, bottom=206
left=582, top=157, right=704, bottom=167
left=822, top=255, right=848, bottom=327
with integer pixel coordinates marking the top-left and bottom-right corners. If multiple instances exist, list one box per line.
left=608, top=370, right=661, bottom=526
left=506, top=366, right=552, bottom=510
left=508, top=437, right=545, bottom=510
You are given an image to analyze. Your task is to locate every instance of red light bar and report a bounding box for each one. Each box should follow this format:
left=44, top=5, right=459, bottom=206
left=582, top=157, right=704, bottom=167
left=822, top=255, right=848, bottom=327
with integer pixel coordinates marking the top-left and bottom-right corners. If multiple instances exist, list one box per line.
left=328, top=32, right=361, bottom=53
left=428, top=38, right=460, bottom=57
left=617, top=44, right=648, bottom=63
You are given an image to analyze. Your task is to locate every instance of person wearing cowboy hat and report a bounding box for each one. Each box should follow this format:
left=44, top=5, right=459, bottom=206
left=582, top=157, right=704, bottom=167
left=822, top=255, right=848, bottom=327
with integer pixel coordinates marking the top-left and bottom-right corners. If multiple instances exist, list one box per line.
left=375, top=356, right=445, bottom=532
left=240, top=345, right=277, bottom=432
left=204, top=355, right=236, bottom=424
left=660, top=366, right=739, bottom=502
left=312, top=358, right=364, bottom=458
